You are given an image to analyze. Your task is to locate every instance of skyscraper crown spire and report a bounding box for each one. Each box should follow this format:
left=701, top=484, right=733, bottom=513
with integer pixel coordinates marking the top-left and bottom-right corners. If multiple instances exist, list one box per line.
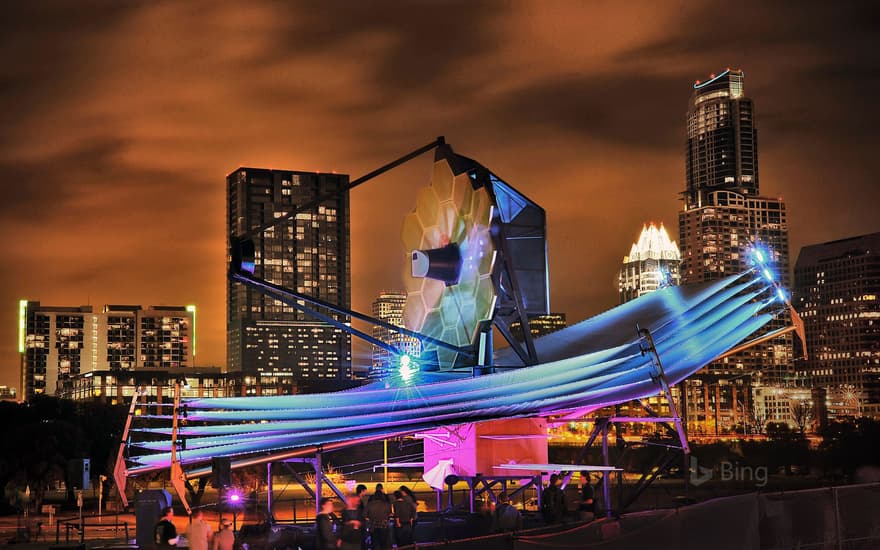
left=625, top=223, right=681, bottom=262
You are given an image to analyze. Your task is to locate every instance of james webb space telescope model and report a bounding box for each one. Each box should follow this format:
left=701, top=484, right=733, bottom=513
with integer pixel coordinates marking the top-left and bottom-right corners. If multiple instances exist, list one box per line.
left=114, top=138, right=805, bottom=512
left=401, top=144, right=550, bottom=371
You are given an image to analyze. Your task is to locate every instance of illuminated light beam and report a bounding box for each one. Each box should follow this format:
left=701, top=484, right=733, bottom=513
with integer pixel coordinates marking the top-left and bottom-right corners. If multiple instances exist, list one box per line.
left=18, top=300, right=27, bottom=353
left=398, top=354, right=418, bottom=383
left=777, top=288, right=787, bottom=302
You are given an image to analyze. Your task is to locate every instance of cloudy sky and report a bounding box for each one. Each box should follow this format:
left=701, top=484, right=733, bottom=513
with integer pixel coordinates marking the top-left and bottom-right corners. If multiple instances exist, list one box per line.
left=2, top=1, right=878, bottom=388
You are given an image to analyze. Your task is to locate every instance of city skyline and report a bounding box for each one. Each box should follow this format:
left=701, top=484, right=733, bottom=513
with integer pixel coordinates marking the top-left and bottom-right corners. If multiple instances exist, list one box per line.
left=2, top=2, right=879, bottom=389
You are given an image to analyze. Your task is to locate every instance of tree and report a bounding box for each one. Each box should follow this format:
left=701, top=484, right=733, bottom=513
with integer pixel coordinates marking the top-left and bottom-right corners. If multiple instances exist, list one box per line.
left=790, top=399, right=813, bottom=436
left=819, top=418, right=880, bottom=478
left=0, top=396, right=127, bottom=512
left=742, top=400, right=770, bottom=435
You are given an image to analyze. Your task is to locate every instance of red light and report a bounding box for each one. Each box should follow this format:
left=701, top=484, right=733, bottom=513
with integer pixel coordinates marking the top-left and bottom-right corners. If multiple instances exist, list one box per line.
left=710, top=73, right=715, bottom=78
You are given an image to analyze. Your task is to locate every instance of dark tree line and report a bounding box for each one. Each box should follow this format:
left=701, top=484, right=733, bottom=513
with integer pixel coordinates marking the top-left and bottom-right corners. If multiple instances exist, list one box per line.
left=0, top=396, right=127, bottom=513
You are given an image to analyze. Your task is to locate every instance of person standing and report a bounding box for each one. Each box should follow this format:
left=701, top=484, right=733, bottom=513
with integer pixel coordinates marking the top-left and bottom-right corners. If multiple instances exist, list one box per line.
left=493, top=493, right=522, bottom=533
left=316, top=498, right=338, bottom=550
left=185, top=510, right=213, bottom=550
left=340, top=493, right=364, bottom=550
left=392, top=491, right=416, bottom=547
left=578, top=473, right=596, bottom=522
left=398, top=486, right=419, bottom=523
left=541, top=474, right=565, bottom=525
left=355, top=484, right=369, bottom=550
left=212, top=519, right=235, bottom=550
left=154, top=507, right=179, bottom=549
left=365, top=486, right=391, bottom=550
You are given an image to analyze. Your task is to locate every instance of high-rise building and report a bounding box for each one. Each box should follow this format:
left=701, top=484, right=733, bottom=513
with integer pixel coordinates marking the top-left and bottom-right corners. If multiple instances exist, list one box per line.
left=19, top=301, right=195, bottom=401
left=685, top=68, right=758, bottom=206
left=509, top=313, right=567, bottom=342
left=370, top=291, right=420, bottom=379
left=793, top=232, right=880, bottom=420
left=619, top=223, right=681, bottom=303
left=678, top=69, right=794, bottom=436
left=227, top=168, right=352, bottom=383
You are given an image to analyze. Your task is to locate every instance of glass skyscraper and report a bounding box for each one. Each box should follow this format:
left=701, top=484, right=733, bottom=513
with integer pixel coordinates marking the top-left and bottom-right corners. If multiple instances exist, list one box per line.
left=678, top=69, right=794, bottom=436
left=226, top=168, right=352, bottom=383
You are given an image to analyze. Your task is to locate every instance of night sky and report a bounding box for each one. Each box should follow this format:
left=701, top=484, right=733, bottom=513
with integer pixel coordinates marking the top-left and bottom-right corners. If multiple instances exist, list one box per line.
left=2, top=1, right=878, bottom=388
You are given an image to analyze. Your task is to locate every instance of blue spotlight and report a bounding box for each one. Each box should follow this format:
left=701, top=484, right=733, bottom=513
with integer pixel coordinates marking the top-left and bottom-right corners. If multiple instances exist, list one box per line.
left=762, top=268, right=774, bottom=282
left=777, top=288, right=787, bottom=302
left=750, top=244, right=771, bottom=266
left=399, top=354, right=418, bottom=383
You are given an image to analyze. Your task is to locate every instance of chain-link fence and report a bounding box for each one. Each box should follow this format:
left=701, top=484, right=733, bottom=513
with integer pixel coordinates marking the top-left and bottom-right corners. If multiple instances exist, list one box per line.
left=416, top=483, right=880, bottom=550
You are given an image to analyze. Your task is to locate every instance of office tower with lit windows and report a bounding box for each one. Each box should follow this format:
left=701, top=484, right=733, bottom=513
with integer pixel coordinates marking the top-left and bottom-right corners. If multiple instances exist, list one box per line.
left=370, top=291, right=420, bottom=379
left=619, top=223, right=681, bottom=304
left=678, top=69, right=794, bottom=435
left=793, top=232, right=880, bottom=419
left=19, top=301, right=195, bottom=401
left=227, top=168, right=352, bottom=383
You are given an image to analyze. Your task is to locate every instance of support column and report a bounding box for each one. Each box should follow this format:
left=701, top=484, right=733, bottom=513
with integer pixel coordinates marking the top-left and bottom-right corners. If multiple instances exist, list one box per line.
left=314, top=451, right=323, bottom=518
left=266, top=462, right=273, bottom=520
left=601, top=420, right=611, bottom=518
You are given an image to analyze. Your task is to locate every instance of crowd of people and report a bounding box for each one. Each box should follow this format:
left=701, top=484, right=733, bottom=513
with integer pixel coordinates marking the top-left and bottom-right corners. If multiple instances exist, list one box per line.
left=317, top=483, right=419, bottom=550
left=152, top=475, right=598, bottom=549
left=153, top=507, right=235, bottom=550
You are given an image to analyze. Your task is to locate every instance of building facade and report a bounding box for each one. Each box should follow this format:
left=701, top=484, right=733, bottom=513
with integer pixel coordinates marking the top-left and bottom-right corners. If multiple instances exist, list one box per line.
left=793, top=232, right=880, bottom=419
left=370, top=291, right=420, bottom=380
left=509, top=313, right=567, bottom=342
left=227, top=168, right=352, bottom=383
left=619, top=223, right=681, bottom=303
left=677, top=69, right=794, bottom=436
left=56, top=367, right=361, bottom=405
left=0, top=386, right=16, bottom=402
left=19, top=301, right=195, bottom=401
